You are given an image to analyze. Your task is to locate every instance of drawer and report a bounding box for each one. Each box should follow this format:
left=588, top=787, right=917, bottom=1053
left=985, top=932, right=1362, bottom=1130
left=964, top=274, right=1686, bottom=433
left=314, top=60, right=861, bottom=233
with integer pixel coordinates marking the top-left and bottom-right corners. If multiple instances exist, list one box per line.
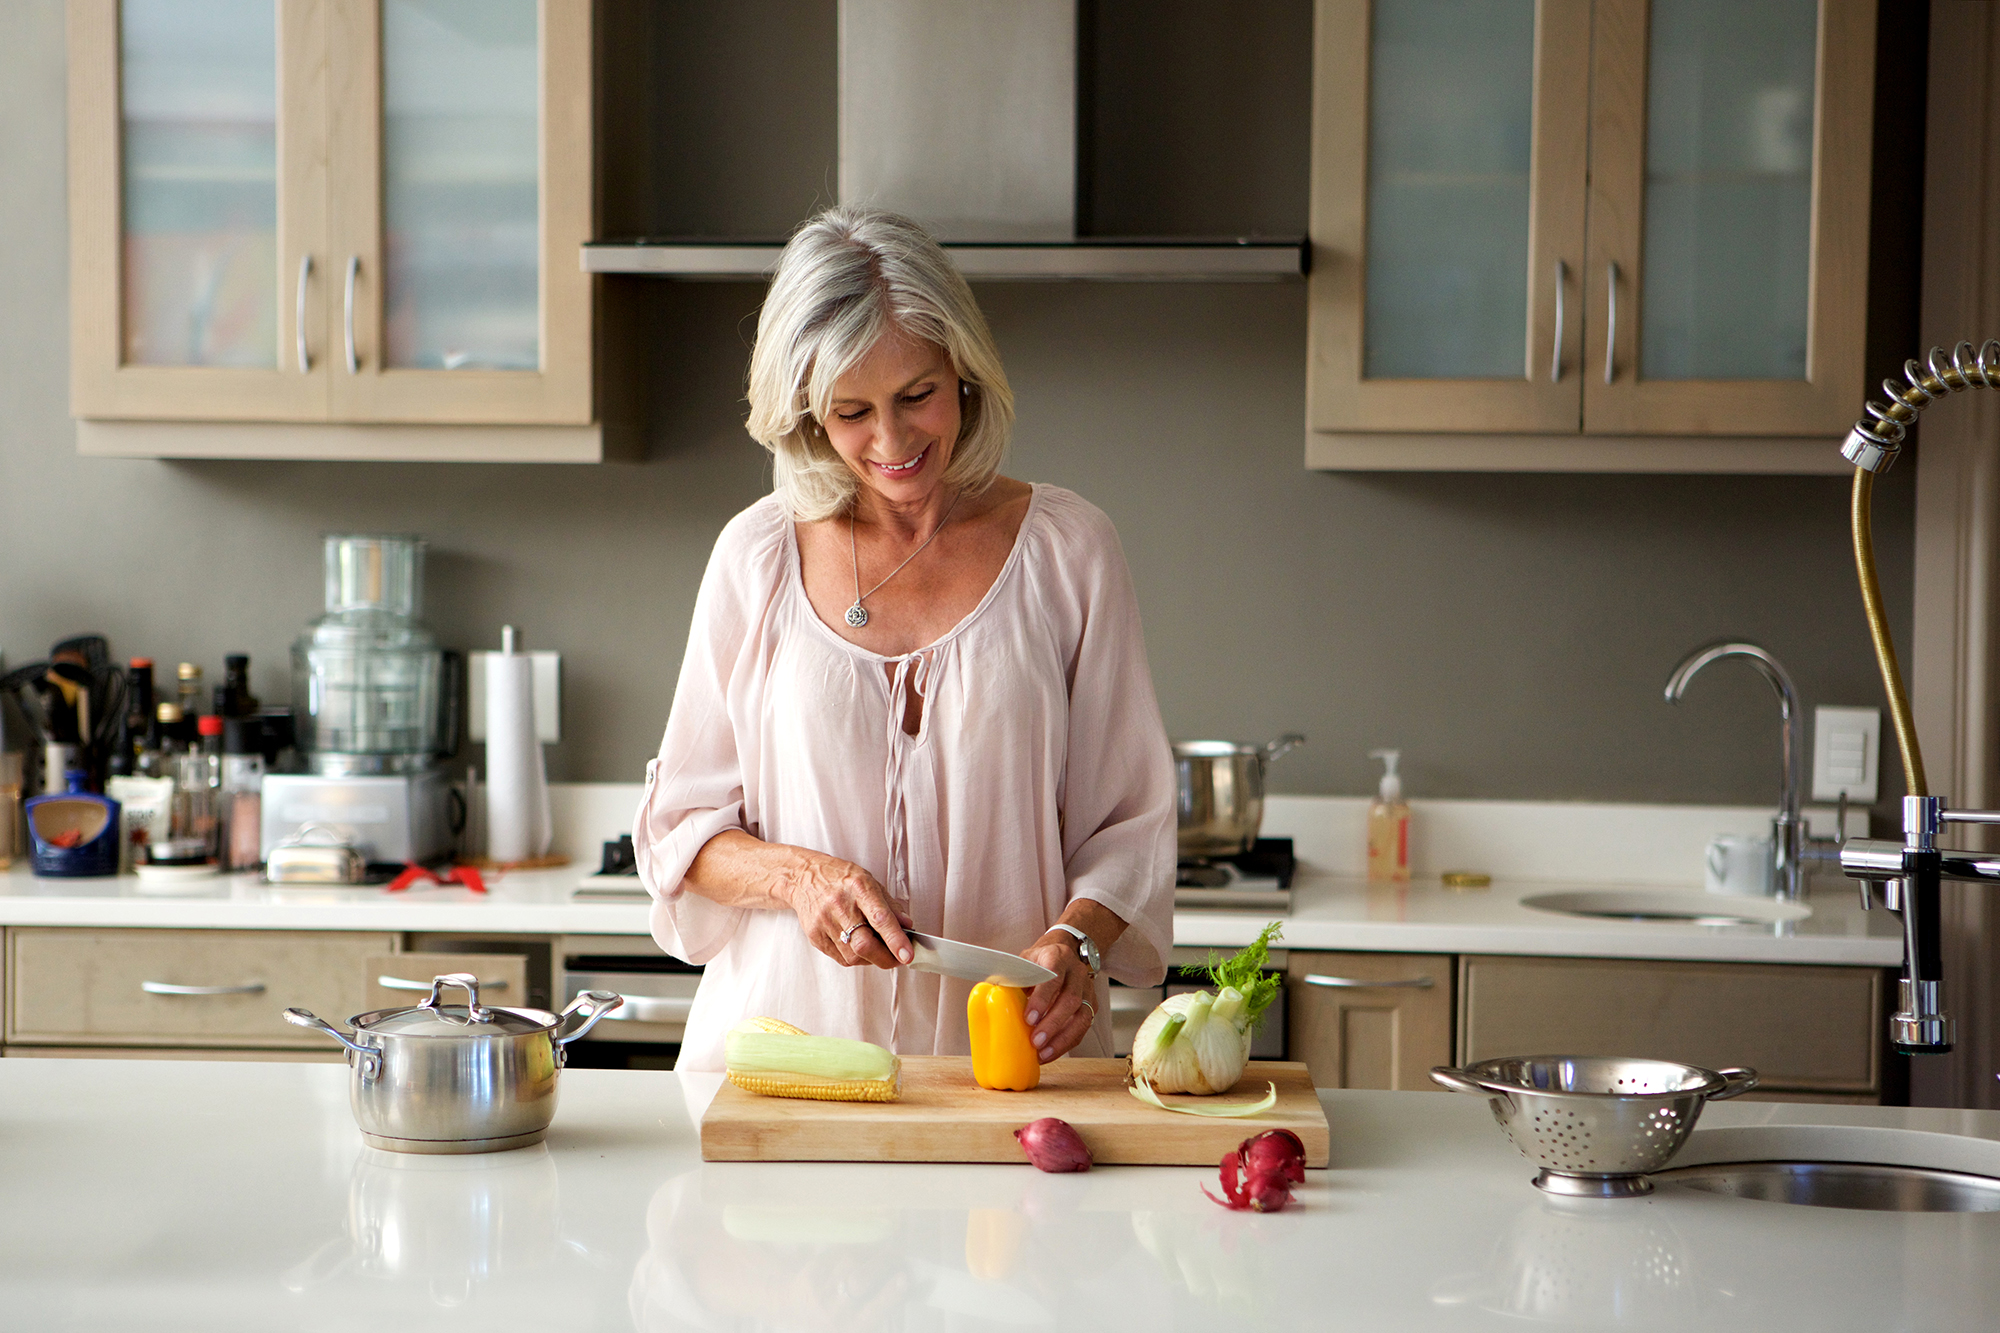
left=1286, top=951, right=1453, bottom=1091
left=8, top=928, right=397, bottom=1048
left=364, top=953, right=530, bottom=1014
left=565, top=969, right=698, bottom=1044
left=1458, top=955, right=1883, bottom=1093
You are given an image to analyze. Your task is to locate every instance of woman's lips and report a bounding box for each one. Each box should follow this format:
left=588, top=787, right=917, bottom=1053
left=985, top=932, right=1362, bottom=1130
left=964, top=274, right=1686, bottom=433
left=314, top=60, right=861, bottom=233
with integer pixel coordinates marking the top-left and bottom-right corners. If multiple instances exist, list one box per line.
left=872, top=444, right=930, bottom=477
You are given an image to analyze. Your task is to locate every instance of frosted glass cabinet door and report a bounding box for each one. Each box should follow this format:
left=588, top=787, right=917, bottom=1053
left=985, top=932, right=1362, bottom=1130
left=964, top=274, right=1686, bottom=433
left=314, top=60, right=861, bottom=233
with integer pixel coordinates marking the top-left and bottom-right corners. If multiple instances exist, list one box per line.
left=68, top=0, right=329, bottom=420
left=1308, top=0, right=1591, bottom=436
left=1585, top=0, right=1875, bottom=436
left=327, top=0, right=593, bottom=425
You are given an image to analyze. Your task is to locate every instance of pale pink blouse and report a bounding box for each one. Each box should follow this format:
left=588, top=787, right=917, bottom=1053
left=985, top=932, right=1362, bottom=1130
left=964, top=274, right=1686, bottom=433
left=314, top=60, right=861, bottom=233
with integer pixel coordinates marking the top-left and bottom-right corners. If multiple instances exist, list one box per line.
left=634, top=484, right=1178, bottom=1072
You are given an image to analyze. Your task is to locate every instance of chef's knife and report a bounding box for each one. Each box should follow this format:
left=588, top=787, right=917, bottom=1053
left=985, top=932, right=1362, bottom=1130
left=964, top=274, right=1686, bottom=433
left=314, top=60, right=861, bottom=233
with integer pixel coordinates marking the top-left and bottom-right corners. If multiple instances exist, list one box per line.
left=903, top=930, right=1056, bottom=988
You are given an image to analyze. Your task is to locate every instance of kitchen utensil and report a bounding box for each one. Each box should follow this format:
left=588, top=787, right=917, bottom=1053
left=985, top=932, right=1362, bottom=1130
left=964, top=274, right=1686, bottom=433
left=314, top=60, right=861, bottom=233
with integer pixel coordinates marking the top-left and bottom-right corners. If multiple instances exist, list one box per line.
left=702, top=1056, right=1329, bottom=1165
left=265, top=823, right=367, bottom=884
left=283, top=973, right=622, bottom=1153
left=1430, top=1055, right=1758, bottom=1197
left=904, top=930, right=1056, bottom=987
left=1173, top=733, right=1305, bottom=859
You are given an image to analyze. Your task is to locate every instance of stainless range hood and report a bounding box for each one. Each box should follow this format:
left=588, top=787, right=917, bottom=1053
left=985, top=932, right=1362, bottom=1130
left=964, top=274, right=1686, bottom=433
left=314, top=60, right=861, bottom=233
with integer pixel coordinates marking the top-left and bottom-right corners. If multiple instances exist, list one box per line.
left=585, top=0, right=1304, bottom=282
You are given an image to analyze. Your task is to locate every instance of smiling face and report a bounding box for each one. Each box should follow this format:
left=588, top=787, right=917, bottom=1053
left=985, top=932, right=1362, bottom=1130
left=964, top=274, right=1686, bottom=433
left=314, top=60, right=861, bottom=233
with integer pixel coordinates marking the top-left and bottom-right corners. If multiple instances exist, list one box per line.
left=819, top=330, right=963, bottom=513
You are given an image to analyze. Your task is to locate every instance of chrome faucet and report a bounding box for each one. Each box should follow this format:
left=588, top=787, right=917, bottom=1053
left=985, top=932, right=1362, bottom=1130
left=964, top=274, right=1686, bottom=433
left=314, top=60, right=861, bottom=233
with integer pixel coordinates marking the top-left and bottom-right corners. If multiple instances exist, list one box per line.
left=1664, top=641, right=1838, bottom=901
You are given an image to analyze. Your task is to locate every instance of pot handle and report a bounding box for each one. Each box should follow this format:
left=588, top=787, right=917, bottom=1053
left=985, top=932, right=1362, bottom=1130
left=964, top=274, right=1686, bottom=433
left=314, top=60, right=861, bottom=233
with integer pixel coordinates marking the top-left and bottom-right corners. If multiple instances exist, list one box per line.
left=554, top=990, right=625, bottom=1047
left=1708, top=1067, right=1759, bottom=1101
left=283, top=1007, right=370, bottom=1058
left=1261, top=733, right=1306, bottom=764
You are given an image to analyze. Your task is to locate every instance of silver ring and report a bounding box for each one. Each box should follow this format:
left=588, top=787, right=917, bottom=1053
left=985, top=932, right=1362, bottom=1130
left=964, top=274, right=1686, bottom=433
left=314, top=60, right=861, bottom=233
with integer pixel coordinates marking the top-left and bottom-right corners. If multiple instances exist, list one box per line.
left=839, top=921, right=864, bottom=945
left=1080, top=1000, right=1096, bottom=1019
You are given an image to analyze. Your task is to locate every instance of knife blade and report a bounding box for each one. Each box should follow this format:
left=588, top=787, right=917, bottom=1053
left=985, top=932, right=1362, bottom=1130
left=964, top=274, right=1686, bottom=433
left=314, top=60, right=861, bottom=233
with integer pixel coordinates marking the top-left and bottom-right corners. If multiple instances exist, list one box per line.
left=903, top=930, right=1056, bottom=988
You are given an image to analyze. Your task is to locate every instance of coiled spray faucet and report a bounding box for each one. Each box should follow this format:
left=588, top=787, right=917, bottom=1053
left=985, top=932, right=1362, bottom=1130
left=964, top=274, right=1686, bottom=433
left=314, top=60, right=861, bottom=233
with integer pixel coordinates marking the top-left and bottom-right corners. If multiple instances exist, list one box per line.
left=1838, top=341, right=2000, bottom=1057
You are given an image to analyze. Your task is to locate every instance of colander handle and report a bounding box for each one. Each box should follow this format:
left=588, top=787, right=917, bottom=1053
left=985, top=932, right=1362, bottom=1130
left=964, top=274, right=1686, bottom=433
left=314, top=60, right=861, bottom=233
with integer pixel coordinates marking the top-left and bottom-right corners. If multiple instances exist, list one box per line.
left=1429, top=1067, right=1491, bottom=1097
left=1709, top=1067, right=1759, bottom=1101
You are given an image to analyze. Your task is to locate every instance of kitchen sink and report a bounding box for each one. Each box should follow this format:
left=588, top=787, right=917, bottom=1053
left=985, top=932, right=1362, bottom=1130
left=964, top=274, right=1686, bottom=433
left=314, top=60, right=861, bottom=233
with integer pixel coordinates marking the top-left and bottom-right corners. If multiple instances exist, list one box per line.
left=1652, top=1160, right=2000, bottom=1212
left=1519, top=889, right=1811, bottom=927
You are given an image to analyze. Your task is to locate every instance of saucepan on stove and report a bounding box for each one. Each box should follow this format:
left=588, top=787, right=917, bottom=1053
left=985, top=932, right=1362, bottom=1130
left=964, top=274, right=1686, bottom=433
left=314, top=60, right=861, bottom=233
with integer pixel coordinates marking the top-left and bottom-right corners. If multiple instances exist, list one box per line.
left=284, top=973, right=622, bottom=1154
left=1173, top=733, right=1305, bottom=859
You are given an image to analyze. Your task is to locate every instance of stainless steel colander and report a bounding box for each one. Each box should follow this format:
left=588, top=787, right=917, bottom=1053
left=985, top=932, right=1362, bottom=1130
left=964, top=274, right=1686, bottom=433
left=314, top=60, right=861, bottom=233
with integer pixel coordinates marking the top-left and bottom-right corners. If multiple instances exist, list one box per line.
left=1431, top=1055, right=1758, bottom=1197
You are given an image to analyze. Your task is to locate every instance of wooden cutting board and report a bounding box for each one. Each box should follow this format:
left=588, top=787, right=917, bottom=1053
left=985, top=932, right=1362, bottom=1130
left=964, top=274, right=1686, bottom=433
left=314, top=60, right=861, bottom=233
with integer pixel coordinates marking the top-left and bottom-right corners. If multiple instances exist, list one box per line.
left=700, top=1057, right=1329, bottom=1166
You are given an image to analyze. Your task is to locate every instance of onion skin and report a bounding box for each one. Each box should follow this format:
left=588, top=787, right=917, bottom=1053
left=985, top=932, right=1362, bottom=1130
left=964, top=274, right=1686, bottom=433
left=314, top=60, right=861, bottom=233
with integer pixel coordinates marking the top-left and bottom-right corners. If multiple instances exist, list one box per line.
left=1202, top=1130, right=1305, bottom=1212
left=1014, top=1117, right=1092, bottom=1173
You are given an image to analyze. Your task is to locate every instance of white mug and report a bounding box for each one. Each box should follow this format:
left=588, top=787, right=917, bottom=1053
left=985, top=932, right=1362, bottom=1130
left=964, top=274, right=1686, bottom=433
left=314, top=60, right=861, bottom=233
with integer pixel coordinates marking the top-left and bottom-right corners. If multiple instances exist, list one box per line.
left=1705, top=834, right=1774, bottom=897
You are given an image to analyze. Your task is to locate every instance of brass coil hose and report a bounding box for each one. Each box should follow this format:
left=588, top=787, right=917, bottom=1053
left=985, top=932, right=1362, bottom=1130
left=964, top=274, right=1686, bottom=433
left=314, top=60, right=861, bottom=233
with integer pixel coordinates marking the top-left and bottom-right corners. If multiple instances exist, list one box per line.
left=1842, top=341, right=2000, bottom=799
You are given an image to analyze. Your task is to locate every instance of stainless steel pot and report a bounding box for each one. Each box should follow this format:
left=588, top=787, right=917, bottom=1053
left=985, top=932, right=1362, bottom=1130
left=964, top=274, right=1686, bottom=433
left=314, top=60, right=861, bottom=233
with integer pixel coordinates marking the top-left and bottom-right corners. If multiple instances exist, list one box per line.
left=1173, top=733, right=1305, bottom=859
left=285, top=973, right=622, bottom=1154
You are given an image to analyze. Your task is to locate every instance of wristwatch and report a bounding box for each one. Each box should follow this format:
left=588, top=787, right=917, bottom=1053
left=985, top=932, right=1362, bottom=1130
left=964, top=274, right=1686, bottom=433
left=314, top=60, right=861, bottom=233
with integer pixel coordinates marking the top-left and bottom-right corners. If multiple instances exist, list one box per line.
left=1047, top=923, right=1100, bottom=977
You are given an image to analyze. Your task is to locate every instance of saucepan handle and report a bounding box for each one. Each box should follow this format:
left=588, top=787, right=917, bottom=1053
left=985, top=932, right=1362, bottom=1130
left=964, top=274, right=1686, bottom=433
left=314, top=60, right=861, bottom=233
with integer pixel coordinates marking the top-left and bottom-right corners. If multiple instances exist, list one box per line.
left=1261, top=733, right=1307, bottom=765
left=1709, top=1067, right=1759, bottom=1101
left=554, top=990, right=626, bottom=1047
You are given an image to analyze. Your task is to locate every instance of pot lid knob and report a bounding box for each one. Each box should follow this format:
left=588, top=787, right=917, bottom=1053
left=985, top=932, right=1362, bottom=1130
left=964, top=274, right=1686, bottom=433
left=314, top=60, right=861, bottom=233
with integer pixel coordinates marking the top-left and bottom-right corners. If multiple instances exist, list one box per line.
left=420, top=972, right=493, bottom=1025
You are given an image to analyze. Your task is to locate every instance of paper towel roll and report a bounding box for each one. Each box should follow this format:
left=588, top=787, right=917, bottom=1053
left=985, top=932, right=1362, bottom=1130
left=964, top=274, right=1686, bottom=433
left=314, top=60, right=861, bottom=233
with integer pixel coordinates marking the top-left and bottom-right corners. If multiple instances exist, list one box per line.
left=484, top=644, right=551, bottom=864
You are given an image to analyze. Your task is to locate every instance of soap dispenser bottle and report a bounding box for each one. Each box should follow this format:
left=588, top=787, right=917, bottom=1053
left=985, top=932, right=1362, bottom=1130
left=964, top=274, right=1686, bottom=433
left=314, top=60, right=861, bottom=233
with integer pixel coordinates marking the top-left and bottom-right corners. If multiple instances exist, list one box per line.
left=1367, top=749, right=1410, bottom=883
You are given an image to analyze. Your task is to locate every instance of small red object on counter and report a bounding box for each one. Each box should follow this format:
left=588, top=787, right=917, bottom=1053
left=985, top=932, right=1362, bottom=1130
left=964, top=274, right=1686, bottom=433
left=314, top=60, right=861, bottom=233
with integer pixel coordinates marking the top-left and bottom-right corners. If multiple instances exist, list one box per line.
left=1203, top=1129, right=1305, bottom=1212
left=386, top=863, right=487, bottom=894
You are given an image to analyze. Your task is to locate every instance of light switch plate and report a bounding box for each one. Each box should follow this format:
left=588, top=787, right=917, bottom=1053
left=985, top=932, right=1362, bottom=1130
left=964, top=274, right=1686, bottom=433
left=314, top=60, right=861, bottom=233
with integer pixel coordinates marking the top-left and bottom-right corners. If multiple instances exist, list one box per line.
left=468, top=651, right=561, bottom=744
left=1811, top=704, right=1879, bottom=803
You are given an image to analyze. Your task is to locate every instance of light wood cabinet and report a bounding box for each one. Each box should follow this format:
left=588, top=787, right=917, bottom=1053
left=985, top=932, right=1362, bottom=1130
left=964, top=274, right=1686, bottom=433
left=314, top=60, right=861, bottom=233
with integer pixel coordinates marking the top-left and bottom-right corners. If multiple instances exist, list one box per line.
left=362, top=951, right=530, bottom=1013
left=7, top=927, right=395, bottom=1049
left=1458, top=954, right=1883, bottom=1096
left=1307, top=0, right=1876, bottom=471
left=1285, top=950, right=1454, bottom=1090
left=66, top=0, right=601, bottom=458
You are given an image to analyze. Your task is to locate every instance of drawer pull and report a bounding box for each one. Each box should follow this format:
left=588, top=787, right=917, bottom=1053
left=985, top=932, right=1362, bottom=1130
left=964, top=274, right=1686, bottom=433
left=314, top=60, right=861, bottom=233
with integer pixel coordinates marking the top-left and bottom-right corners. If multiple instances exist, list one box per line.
left=377, top=975, right=508, bottom=992
left=598, top=994, right=694, bottom=1023
left=1302, top=974, right=1434, bottom=990
left=141, top=981, right=267, bottom=997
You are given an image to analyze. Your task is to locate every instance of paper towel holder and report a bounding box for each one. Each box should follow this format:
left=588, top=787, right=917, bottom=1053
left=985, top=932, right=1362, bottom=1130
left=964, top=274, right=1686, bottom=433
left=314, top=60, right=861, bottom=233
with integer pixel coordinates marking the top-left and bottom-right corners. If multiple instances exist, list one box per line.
left=468, top=650, right=561, bottom=743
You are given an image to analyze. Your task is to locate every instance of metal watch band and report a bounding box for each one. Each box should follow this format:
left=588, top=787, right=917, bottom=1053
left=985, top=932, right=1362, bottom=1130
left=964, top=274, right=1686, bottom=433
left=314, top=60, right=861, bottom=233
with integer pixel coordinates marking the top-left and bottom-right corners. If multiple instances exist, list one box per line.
left=1048, top=922, right=1099, bottom=974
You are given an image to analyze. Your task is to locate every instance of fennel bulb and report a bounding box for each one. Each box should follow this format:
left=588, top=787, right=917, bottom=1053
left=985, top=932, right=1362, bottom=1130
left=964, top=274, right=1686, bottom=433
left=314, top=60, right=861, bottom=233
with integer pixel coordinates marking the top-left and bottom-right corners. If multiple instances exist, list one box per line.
left=1129, top=922, right=1283, bottom=1094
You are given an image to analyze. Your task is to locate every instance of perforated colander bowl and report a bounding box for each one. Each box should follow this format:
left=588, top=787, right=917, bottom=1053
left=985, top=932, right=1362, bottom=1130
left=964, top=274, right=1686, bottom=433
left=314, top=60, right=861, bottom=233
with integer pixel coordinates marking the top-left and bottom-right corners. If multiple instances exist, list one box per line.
left=1432, top=1056, right=1758, bottom=1197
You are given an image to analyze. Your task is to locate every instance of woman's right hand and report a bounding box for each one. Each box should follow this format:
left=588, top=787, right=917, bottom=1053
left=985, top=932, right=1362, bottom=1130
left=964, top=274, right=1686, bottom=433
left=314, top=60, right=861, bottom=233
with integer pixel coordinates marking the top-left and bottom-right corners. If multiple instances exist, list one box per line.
left=778, top=847, right=913, bottom=969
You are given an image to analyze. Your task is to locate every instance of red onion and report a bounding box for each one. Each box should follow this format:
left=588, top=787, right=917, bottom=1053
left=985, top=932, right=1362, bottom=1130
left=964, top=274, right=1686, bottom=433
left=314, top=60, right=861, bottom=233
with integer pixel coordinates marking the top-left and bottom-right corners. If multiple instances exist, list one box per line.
left=1242, top=1129, right=1306, bottom=1184
left=1202, top=1130, right=1304, bottom=1211
left=1014, top=1117, right=1092, bottom=1172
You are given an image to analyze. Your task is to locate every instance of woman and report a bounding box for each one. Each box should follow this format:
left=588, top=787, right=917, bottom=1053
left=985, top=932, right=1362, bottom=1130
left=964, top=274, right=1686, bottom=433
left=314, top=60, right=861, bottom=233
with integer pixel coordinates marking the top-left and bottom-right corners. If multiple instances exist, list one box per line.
left=635, top=206, right=1176, bottom=1072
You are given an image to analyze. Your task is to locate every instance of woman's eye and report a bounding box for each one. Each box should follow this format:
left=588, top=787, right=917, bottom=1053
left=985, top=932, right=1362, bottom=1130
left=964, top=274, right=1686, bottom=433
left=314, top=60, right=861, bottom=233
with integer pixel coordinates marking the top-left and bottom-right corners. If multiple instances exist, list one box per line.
left=903, top=388, right=934, bottom=405
left=834, top=408, right=867, bottom=423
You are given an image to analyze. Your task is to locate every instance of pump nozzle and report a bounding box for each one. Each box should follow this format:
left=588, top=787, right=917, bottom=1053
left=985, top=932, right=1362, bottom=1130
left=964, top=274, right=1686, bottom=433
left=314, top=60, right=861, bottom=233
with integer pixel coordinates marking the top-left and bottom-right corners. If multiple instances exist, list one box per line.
left=1369, top=748, right=1403, bottom=803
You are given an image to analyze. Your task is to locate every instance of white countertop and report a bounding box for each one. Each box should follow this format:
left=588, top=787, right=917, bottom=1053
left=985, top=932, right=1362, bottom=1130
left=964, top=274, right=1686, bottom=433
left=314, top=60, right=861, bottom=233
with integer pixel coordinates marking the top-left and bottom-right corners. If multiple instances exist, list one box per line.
left=0, top=863, right=1905, bottom=965
left=1, top=1057, right=1995, bottom=1329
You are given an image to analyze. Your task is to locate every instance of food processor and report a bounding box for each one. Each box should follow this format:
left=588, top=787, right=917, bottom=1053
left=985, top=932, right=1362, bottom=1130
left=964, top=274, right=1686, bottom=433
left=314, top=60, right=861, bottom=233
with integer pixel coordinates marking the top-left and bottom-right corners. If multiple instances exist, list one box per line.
left=262, top=535, right=461, bottom=870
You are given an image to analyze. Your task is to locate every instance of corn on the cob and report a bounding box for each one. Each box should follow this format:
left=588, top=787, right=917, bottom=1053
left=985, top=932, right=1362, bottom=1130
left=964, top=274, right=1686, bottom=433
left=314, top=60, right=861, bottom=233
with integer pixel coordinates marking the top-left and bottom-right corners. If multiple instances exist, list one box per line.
left=724, top=1021, right=902, bottom=1102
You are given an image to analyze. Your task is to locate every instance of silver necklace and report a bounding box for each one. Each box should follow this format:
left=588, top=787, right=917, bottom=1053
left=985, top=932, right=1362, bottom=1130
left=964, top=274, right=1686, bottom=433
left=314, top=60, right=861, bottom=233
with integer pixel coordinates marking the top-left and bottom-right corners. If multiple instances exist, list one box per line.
left=846, top=489, right=961, bottom=628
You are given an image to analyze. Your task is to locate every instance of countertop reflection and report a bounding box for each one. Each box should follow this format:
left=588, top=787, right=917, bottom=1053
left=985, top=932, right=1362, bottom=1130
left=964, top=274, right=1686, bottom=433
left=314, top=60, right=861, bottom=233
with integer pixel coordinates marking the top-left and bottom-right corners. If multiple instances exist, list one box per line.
left=0, top=1060, right=1994, bottom=1330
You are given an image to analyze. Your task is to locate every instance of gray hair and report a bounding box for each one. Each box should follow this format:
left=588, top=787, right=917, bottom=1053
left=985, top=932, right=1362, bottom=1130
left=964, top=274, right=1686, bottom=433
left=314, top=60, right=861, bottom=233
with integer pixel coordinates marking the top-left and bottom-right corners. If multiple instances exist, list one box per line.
left=745, top=206, right=1015, bottom=521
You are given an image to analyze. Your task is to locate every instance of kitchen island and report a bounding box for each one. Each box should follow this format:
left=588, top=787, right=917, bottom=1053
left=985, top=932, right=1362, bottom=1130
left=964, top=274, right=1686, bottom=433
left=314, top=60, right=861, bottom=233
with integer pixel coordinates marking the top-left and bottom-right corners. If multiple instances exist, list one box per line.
left=1, top=1057, right=1995, bottom=1328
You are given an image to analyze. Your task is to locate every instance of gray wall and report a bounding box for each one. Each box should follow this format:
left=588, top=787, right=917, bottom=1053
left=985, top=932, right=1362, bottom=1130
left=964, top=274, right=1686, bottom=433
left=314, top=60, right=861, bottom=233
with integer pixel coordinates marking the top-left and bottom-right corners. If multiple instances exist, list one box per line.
left=0, top=0, right=1922, bottom=817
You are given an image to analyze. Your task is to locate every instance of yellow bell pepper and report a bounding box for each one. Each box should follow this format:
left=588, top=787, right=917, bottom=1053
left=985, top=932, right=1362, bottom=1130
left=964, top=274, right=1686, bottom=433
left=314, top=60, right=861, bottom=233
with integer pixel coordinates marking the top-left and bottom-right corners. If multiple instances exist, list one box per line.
left=967, top=983, right=1042, bottom=1091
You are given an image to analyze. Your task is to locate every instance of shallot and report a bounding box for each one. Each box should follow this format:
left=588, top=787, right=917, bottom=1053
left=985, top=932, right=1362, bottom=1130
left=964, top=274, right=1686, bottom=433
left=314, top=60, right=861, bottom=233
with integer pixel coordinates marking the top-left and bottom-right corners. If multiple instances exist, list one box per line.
left=1014, top=1117, right=1092, bottom=1172
left=1203, top=1129, right=1306, bottom=1212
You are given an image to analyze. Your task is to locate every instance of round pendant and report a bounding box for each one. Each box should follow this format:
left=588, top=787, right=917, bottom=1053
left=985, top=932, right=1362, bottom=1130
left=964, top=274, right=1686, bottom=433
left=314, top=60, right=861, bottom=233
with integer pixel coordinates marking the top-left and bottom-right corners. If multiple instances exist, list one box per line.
left=845, top=603, right=869, bottom=628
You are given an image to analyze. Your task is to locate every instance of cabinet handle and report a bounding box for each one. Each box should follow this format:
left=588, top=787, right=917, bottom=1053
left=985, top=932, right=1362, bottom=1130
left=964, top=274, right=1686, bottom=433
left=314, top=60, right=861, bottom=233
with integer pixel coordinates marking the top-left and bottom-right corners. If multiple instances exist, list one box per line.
left=1550, top=258, right=1565, bottom=383
left=595, top=994, right=693, bottom=1023
left=343, top=255, right=360, bottom=374
left=1603, top=260, right=1619, bottom=385
left=295, top=254, right=312, bottom=373
left=378, top=975, right=507, bottom=992
left=142, top=981, right=267, bottom=996
left=1302, top=974, right=1434, bottom=989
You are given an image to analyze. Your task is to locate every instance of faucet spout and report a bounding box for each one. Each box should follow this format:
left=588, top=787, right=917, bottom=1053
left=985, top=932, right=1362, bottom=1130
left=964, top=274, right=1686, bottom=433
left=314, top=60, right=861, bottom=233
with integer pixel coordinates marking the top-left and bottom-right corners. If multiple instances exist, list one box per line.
left=1665, top=641, right=1807, bottom=897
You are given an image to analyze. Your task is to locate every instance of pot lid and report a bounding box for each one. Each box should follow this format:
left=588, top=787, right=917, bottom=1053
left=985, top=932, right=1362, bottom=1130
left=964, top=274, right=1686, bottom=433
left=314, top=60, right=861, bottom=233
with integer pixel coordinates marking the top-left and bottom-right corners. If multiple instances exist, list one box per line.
left=359, top=1004, right=552, bottom=1038
left=355, top=973, right=550, bottom=1038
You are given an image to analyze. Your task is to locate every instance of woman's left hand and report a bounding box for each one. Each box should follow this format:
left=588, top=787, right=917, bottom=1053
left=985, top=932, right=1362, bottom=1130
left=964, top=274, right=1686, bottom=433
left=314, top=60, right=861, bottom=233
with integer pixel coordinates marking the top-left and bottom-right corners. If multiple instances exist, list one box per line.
left=1020, top=937, right=1096, bottom=1063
